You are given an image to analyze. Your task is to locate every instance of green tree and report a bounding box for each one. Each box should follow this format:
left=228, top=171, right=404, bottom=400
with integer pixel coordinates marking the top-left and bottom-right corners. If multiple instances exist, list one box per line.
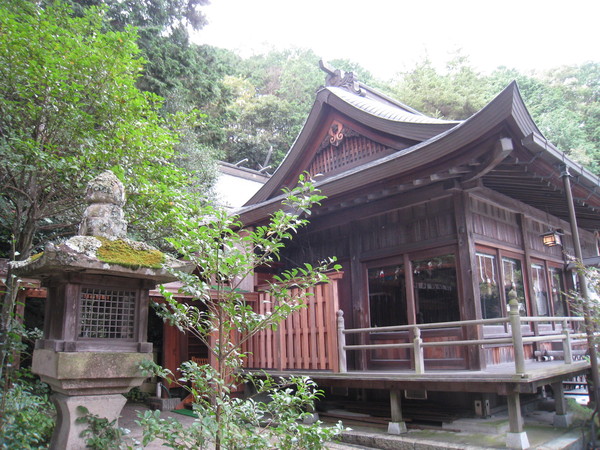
left=222, top=84, right=301, bottom=170
left=0, top=0, right=200, bottom=381
left=139, top=175, right=344, bottom=449
left=389, top=54, right=488, bottom=119
left=71, top=0, right=232, bottom=163
left=69, top=0, right=209, bottom=33
left=488, top=64, right=599, bottom=173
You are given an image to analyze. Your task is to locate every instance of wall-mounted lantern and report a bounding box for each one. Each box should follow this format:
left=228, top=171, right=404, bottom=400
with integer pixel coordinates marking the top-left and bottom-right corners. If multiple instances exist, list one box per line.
left=541, top=229, right=563, bottom=247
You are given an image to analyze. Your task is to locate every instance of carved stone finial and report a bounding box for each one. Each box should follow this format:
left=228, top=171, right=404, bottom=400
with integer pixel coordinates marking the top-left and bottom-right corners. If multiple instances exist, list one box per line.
left=78, top=171, right=127, bottom=239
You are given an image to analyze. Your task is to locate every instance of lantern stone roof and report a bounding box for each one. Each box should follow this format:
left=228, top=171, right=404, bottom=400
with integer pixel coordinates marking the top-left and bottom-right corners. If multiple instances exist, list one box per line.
left=13, top=171, right=190, bottom=283
left=12, top=236, right=187, bottom=283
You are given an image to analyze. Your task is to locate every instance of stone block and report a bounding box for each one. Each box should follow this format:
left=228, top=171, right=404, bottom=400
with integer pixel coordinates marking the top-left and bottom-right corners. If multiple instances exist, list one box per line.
left=50, top=393, right=126, bottom=450
left=506, top=431, right=530, bottom=449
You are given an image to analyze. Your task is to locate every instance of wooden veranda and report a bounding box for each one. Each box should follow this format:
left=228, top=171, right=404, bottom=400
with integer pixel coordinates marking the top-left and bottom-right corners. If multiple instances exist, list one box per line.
left=241, top=275, right=592, bottom=448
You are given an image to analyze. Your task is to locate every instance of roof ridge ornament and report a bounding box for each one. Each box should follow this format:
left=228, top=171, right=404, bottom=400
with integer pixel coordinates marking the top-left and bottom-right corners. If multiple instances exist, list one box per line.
left=319, top=59, right=365, bottom=96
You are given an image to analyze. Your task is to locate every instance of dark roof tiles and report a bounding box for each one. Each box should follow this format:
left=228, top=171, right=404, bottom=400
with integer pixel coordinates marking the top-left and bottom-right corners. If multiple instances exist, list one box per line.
left=327, top=87, right=458, bottom=125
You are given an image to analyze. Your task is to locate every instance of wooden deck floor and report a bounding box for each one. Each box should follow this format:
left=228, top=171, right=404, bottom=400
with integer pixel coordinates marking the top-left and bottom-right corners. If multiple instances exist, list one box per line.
left=245, top=359, right=591, bottom=395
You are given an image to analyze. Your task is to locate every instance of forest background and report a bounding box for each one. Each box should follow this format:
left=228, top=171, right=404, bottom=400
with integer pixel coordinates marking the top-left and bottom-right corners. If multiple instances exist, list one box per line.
left=83, top=0, right=598, bottom=175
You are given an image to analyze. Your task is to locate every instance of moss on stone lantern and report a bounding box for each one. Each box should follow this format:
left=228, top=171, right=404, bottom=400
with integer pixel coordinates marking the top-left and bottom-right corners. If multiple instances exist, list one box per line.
left=13, top=171, right=189, bottom=449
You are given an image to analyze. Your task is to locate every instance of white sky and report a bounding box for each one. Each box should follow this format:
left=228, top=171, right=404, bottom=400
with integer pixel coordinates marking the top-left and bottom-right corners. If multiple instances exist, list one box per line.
left=193, top=0, right=600, bottom=80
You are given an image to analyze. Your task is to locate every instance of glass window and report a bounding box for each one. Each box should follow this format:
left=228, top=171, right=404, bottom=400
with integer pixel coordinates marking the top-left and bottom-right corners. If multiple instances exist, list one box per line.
left=477, top=253, right=502, bottom=319
left=412, top=254, right=459, bottom=323
left=368, top=264, right=407, bottom=327
left=549, top=267, right=567, bottom=316
left=531, top=263, right=551, bottom=316
left=502, top=257, right=526, bottom=315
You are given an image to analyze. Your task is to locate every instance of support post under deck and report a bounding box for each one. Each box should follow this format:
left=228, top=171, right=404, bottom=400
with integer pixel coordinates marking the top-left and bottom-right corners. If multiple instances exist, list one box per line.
left=505, top=391, right=529, bottom=449
left=551, top=381, right=573, bottom=427
left=388, top=389, right=407, bottom=435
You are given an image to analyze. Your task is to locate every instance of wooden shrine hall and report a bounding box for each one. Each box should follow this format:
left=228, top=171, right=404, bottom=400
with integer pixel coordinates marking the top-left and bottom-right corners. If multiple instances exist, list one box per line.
left=212, top=62, right=599, bottom=448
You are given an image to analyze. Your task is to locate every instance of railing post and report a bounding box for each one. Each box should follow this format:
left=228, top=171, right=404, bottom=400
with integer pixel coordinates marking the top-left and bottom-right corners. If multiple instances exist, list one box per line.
left=509, top=298, right=525, bottom=375
left=413, top=326, right=425, bottom=374
left=562, top=318, right=573, bottom=365
left=337, top=310, right=347, bottom=373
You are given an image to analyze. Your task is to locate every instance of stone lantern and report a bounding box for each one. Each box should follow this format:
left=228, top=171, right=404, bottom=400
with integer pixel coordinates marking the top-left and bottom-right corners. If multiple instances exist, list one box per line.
left=13, top=171, right=187, bottom=449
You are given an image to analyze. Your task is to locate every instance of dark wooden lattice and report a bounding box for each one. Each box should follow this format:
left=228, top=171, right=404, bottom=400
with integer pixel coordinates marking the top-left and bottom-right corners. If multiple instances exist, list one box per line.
left=309, top=135, right=392, bottom=177
left=79, top=288, right=136, bottom=339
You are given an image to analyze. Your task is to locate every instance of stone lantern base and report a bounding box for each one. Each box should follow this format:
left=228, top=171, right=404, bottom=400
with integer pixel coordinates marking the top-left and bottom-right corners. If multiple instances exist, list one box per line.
left=32, top=350, right=151, bottom=449
left=51, top=393, right=127, bottom=449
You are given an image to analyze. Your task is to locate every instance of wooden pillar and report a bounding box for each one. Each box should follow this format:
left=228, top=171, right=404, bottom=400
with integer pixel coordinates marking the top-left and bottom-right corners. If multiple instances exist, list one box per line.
left=337, top=310, right=347, bottom=373
left=388, top=389, right=407, bottom=434
left=453, top=192, right=484, bottom=370
left=562, top=167, right=600, bottom=408
left=506, top=391, right=530, bottom=449
left=518, top=214, right=540, bottom=343
left=349, top=221, right=367, bottom=370
left=509, top=298, right=525, bottom=375
left=551, top=381, right=573, bottom=427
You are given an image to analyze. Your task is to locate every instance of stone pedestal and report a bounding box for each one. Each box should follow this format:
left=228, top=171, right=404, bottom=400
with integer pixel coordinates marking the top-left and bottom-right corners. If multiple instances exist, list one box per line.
left=32, top=350, right=151, bottom=395
left=51, top=393, right=126, bottom=449
left=553, top=412, right=574, bottom=427
left=387, top=421, right=408, bottom=435
left=506, top=431, right=530, bottom=449
left=32, top=350, right=151, bottom=447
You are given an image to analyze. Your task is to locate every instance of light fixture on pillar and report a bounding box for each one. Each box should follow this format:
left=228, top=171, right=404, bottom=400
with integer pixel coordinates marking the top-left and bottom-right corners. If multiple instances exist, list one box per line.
left=541, top=229, right=564, bottom=247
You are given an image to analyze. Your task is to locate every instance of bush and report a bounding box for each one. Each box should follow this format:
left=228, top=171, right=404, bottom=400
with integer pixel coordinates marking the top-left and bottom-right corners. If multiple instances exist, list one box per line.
left=125, top=386, right=150, bottom=403
left=0, top=378, right=55, bottom=448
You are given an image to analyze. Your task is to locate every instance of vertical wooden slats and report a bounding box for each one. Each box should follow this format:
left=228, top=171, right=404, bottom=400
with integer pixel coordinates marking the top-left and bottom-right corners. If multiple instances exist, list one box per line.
left=241, top=274, right=342, bottom=372
left=308, top=136, right=393, bottom=178
left=308, top=287, right=318, bottom=368
left=315, top=284, right=326, bottom=369
left=301, top=289, right=310, bottom=367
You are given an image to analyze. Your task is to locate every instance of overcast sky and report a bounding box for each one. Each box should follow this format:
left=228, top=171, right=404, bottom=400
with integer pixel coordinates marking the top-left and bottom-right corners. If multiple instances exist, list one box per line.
left=193, top=0, right=600, bottom=80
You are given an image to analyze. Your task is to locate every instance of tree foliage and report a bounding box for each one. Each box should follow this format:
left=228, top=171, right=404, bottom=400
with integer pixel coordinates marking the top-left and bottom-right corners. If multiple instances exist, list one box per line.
left=384, top=55, right=599, bottom=173
left=140, top=175, right=344, bottom=449
left=69, top=0, right=209, bottom=33
left=0, top=0, right=197, bottom=259
left=0, top=0, right=209, bottom=386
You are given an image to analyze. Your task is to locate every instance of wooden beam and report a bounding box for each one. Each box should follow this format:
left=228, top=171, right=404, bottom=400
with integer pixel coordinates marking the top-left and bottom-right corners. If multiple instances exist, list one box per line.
left=463, top=137, right=514, bottom=183
left=505, top=391, right=530, bottom=449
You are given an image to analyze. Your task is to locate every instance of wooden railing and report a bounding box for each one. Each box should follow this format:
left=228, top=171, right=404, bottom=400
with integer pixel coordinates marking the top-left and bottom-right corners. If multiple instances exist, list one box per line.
left=337, top=300, right=587, bottom=375
left=242, top=272, right=342, bottom=371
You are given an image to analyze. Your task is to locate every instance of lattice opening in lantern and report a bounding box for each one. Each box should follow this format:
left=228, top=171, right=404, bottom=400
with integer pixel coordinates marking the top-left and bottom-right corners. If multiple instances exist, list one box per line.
left=79, top=288, right=136, bottom=339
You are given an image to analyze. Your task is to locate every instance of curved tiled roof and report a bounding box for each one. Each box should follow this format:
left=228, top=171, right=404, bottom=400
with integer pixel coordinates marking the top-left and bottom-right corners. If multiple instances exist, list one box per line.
left=239, top=81, right=600, bottom=232
left=326, top=87, right=458, bottom=125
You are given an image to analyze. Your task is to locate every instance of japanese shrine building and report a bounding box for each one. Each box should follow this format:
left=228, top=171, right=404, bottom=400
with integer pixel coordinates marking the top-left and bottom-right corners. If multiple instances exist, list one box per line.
left=231, top=63, right=600, bottom=442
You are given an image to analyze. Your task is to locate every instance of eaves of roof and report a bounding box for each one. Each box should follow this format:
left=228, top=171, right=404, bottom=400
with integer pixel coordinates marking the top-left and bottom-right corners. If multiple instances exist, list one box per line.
left=246, top=85, right=460, bottom=205
left=239, top=82, right=600, bottom=228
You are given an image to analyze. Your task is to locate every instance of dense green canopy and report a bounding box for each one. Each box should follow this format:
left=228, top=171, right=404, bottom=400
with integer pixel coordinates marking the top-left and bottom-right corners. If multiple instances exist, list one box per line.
left=0, top=0, right=209, bottom=259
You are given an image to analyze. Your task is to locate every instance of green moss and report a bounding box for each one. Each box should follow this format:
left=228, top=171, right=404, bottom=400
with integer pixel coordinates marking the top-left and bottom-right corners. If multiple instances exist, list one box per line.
left=96, top=238, right=164, bottom=269
left=29, top=252, right=44, bottom=262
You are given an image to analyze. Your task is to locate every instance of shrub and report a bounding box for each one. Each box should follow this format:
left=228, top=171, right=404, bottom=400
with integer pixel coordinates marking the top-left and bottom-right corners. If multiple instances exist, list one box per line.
left=0, top=378, right=55, bottom=449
